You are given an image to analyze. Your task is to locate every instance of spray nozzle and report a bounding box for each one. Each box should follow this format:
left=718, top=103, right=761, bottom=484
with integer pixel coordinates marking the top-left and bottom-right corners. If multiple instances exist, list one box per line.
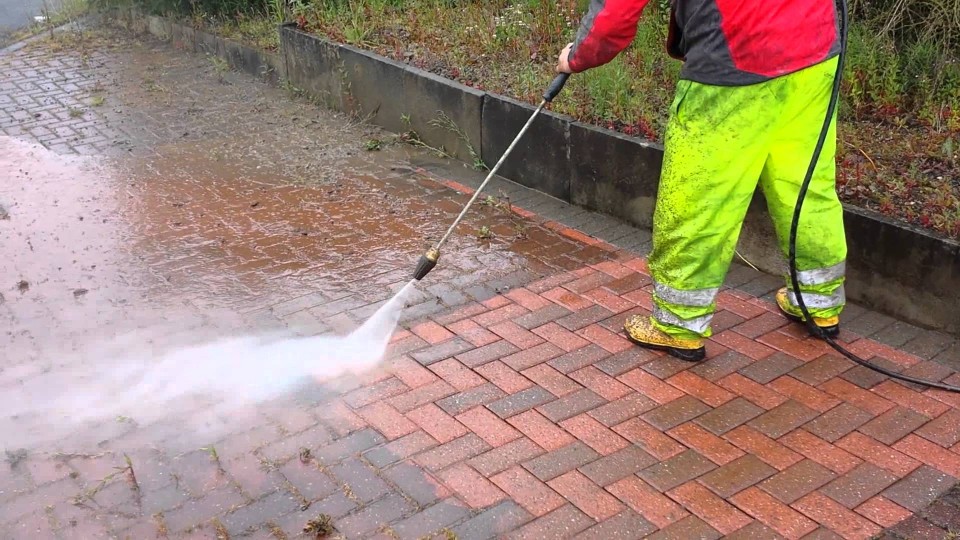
left=412, top=248, right=440, bottom=281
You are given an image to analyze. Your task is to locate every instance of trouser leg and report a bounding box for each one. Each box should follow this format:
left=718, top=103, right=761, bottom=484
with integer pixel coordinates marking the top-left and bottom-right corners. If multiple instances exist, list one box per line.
left=649, top=79, right=776, bottom=338
left=759, top=57, right=847, bottom=319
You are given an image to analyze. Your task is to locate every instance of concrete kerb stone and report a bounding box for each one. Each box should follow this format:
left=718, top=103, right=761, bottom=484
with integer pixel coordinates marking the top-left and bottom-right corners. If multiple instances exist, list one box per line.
left=146, top=15, right=171, bottom=41
left=138, top=14, right=285, bottom=85
left=400, top=67, right=484, bottom=164
left=336, top=43, right=409, bottom=133
left=126, top=12, right=960, bottom=335
left=481, top=93, right=572, bottom=202
left=280, top=24, right=483, bottom=163
left=222, top=37, right=284, bottom=84
left=569, top=121, right=663, bottom=229
left=195, top=25, right=221, bottom=56
left=280, top=24, right=344, bottom=111
left=843, top=206, right=960, bottom=334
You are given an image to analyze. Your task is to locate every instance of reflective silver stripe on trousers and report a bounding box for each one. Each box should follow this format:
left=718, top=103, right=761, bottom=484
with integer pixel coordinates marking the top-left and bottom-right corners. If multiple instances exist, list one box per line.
left=796, top=260, right=846, bottom=286
left=787, top=286, right=846, bottom=309
left=653, top=283, right=719, bottom=308
left=653, top=305, right=713, bottom=335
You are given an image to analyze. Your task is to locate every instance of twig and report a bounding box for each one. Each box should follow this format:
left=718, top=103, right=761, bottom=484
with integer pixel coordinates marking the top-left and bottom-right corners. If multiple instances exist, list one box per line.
left=735, top=250, right=759, bottom=272
left=844, top=141, right=878, bottom=171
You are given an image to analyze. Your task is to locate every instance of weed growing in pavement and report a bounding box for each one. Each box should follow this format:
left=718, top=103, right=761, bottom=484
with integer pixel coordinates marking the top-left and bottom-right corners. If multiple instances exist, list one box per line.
left=267, top=523, right=287, bottom=539
left=428, top=111, right=486, bottom=170
left=91, top=95, right=105, bottom=106
left=212, top=518, right=230, bottom=539
left=4, top=449, right=28, bottom=468
left=68, top=107, right=85, bottom=118
left=396, top=113, right=454, bottom=159
left=209, top=54, right=229, bottom=81
left=153, top=513, right=169, bottom=536
left=302, top=514, right=335, bottom=538
left=141, top=76, right=168, bottom=93
left=71, top=454, right=138, bottom=506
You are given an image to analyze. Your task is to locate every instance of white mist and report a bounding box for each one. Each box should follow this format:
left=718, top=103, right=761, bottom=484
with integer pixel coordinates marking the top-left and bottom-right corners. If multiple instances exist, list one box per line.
left=0, top=280, right=419, bottom=451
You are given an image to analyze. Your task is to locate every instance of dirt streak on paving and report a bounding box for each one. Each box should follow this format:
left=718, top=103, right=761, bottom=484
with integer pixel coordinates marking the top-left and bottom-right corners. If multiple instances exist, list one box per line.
left=2, top=25, right=960, bottom=540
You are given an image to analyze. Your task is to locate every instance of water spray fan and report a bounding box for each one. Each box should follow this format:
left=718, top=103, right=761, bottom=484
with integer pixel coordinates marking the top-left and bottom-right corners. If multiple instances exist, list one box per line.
left=411, top=73, right=570, bottom=281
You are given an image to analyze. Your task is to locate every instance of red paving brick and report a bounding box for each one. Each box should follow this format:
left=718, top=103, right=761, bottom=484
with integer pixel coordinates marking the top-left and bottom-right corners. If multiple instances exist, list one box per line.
left=491, top=465, right=565, bottom=516
left=612, top=417, right=687, bottom=461
left=475, top=360, right=533, bottom=394
left=427, top=358, right=486, bottom=391
left=667, top=371, right=736, bottom=407
left=547, top=470, right=625, bottom=521
left=455, top=407, right=523, bottom=447
left=724, top=425, right=803, bottom=471
left=411, top=320, right=456, bottom=344
left=668, top=422, right=745, bottom=465
left=355, top=401, right=418, bottom=440
left=836, top=432, right=922, bottom=477
left=718, top=373, right=790, bottom=409
left=793, top=492, right=882, bottom=539
left=893, top=434, right=960, bottom=478
left=569, top=365, right=632, bottom=401
left=667, top=481, right=753, bottom=535
left=445, top=319, right=501, bottom=347
left=406, top=403, right=469, bottom=444
left=558, top=413, right=629, bottom=455
left=436, top=463, right=507, bottom=508
left=506, top=410, right=575, bottom=451
left=521, top=363, right=581, bottom=397
left=3, top=30, right=958, bottom=540
left=619, top=368, right=686, bottom=404
left=731, top=487, right=819, bottom=539
left=780, top=430, right=863, bottom=474
left=532, top=322, right=591, bottom=352
left=855, top=496, right=914, bottom=528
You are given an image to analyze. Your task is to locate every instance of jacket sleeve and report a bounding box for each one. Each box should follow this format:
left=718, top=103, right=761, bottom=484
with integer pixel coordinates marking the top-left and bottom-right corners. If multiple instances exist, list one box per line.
left=567, top=0, right=651, bottom=72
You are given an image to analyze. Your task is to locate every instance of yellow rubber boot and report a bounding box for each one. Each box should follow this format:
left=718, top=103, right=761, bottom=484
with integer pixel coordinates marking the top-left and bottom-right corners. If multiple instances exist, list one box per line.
left=623, top=314, right=706, bottom=362
left=776, top=288, right=841, bottom=337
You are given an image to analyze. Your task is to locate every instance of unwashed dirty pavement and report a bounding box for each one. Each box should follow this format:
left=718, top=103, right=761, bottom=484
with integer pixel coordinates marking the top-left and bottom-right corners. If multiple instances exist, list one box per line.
left=3, top=24, right=960, bottom=540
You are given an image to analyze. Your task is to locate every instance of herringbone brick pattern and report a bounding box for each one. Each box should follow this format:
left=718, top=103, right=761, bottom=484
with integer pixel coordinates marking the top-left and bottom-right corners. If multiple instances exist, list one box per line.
left=2, top=24, right=959, bottom=540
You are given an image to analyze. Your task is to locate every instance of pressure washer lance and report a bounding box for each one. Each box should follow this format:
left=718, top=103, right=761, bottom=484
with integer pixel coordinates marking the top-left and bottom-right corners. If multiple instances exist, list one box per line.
left=411, top=73, right=570, bottom=281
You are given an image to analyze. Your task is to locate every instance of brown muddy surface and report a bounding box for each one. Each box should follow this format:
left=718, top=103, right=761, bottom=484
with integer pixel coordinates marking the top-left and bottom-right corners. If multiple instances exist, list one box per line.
left=0, top=26, right=606, bottom=432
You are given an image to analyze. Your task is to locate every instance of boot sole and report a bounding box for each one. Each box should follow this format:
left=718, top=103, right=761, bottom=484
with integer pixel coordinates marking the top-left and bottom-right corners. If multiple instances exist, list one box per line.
left=624, top=332, right=706, bottom=362
left=781, top=311, right=840, bottom=338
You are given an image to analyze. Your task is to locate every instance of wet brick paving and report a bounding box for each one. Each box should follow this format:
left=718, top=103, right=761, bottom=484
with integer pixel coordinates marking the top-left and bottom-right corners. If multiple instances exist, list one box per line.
left=2, top=25, right=960, bottom=540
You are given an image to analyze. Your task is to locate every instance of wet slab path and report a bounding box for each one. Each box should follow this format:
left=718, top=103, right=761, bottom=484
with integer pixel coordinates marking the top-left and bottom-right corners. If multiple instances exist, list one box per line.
left=2, top=26, right=960, bottom=540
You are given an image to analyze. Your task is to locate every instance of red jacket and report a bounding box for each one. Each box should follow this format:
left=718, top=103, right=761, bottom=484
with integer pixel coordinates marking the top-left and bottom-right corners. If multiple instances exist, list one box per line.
left=568, top=0, right=840, bottom=86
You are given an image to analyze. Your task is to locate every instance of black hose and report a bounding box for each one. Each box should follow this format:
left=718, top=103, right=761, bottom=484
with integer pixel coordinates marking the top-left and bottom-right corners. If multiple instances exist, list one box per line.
left=788, top=0, right=960, bottom=393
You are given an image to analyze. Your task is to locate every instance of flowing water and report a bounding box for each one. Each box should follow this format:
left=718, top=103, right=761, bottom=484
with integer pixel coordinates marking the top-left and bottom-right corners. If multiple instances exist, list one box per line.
left=0, top=280, right=418, bottom=452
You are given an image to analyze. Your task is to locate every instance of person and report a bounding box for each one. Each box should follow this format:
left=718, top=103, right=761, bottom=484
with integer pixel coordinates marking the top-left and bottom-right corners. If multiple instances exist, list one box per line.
left=556, top=0, right=847, bottom=361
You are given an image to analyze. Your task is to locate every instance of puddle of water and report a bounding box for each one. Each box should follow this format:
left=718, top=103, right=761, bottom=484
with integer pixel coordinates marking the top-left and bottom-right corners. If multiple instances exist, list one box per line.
left=0, top=280, right=418, bottom=451
left=2, top=136, right=426, bottom=451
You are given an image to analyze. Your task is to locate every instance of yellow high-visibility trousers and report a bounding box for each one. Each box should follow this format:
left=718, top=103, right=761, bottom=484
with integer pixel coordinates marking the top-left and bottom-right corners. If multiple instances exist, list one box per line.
left=649, top=56, right=847, bottom=339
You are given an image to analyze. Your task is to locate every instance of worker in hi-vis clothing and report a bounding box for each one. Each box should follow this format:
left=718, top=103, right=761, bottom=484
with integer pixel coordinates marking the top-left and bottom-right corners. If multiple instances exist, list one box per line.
left=556, top=0, right=847, bottom=361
